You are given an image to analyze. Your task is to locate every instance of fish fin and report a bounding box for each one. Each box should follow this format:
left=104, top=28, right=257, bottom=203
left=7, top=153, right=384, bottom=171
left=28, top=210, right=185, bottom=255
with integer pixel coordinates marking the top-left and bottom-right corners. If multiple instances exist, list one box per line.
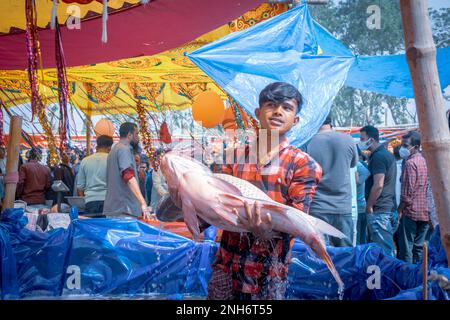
left=208, top=176, right=243, bottom=196
left=216, top=193, right=245, bottom=207
left=260, top=202, right=285, bottom=214
left=181, top=197, right=201, bottom=241
left=304, top=214, right=347, bottom=239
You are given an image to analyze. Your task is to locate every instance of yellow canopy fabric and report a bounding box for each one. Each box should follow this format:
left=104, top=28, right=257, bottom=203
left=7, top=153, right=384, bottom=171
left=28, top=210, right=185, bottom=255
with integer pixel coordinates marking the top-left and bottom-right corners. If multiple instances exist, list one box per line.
left=0, top=0, right=142, bottom=34
left=0, top=3, right=288, bottom=116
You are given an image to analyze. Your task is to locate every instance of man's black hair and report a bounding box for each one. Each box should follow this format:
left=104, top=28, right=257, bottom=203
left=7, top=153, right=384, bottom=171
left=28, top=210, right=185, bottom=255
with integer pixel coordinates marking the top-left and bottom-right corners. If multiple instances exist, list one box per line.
left=403, top=131, right=421, bottom=147
left=259, top=82, right=303, bottom=114
left=360, top=125, right=379, bottom=142
left=323, top=114, right=332, bottom=126
left=393, top=144, right=401, bottom=160
left=119, top=122, right=137, bottom=138
left=28, top=148, right=42, bottom=160
left=97, top=135, right=113, bottom=149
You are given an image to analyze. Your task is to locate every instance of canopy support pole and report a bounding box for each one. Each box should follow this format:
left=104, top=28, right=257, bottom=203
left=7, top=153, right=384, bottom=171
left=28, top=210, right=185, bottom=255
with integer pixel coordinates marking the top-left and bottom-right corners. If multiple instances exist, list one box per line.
left=85, top=113, right=91, bottom=157
left=400, top=0, right=450, bottom=266
left=3, top=116, right=23, bottom=210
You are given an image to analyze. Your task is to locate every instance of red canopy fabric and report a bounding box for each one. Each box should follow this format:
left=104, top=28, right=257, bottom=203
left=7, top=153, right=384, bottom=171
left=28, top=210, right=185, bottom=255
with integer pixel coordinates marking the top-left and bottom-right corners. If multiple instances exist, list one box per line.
left=0, top=0, right=263, bottom=69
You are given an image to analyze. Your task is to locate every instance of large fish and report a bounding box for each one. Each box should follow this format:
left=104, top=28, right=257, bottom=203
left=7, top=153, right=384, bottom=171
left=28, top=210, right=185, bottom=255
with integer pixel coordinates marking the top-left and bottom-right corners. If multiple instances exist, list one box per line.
left=160, top=152, right=346, bottom=293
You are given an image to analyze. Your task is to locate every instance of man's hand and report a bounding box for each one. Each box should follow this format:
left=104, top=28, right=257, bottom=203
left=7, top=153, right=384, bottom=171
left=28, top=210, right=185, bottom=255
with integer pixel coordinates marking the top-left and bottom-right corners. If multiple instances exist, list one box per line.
left=142, top=205, right=157, bottom=221
left=397, top=203, right=405, bottom=222
left=236, top=201, right=274, bottom=241
left=366, top=206, right=374, bottom=214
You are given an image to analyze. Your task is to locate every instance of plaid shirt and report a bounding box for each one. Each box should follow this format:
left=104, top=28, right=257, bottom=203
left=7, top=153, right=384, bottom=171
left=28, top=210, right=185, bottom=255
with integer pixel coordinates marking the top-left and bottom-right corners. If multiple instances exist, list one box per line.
left=212, top=139, right=322, bottom=295
left=400, top=152, right=429, bottom=221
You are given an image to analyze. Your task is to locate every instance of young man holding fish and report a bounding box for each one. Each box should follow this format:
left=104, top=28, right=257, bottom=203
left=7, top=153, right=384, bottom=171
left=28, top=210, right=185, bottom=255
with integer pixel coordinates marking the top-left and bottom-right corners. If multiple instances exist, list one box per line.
left=207, top=82, right=323, bottom=300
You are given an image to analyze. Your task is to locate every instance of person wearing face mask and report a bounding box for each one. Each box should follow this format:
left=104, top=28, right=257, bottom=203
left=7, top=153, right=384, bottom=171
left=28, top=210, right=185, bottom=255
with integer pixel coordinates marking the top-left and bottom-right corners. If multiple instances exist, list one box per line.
left=359, top=125, right=397, bottom=257
left=397, top=131, right=430, bottom=263
left=103, top=122, right=155, bottom=220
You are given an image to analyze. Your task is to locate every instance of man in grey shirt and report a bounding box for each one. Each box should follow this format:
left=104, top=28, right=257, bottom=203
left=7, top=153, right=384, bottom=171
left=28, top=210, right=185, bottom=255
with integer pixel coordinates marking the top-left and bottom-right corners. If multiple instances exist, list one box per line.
left=103, top=122, right=154, bottom=219
left=306, top=115, right=358, bottom=247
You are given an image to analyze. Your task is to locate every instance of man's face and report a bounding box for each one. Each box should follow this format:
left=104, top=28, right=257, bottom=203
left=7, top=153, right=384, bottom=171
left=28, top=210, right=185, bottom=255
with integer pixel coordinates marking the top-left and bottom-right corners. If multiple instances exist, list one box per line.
left=255, top=99, right=299, bottom=136
left=129, top=128, right=140, bottom=145
left=401, top=137, right=416, bottom=153
left=134, top=154, right=141, bottom=166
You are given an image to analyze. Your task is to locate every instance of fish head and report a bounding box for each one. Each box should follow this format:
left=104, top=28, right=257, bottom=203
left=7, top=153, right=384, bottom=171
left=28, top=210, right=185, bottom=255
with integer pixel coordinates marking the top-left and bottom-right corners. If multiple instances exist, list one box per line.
left=160, top=152, right=211, bottom=187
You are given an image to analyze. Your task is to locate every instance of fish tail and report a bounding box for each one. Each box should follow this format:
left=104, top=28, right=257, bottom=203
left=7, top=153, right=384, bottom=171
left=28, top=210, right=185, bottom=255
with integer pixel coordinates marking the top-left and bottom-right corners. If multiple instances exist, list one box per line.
left=313, top=239, right=345, bottom=295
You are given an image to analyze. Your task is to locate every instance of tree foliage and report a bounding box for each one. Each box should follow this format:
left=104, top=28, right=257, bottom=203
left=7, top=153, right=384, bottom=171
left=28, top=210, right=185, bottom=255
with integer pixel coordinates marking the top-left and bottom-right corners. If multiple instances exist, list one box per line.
left=310, top=0, right=447, bottom=127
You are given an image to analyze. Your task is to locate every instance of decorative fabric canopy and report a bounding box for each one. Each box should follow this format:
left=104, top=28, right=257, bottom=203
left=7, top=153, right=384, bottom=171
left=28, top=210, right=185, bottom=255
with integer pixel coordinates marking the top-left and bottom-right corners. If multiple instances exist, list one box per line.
left=0, top=0, right=265, bottom=69
left=0, top=0, right=141, bottom=34
left=188, top=4, right=354, bottom=147
left=0, top=3, right=288, bottom=116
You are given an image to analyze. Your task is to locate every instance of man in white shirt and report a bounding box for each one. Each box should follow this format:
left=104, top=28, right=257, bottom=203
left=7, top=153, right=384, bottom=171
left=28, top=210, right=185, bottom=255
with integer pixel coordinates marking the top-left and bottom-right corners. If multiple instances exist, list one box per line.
left=77, top=135, right=113, bottom=217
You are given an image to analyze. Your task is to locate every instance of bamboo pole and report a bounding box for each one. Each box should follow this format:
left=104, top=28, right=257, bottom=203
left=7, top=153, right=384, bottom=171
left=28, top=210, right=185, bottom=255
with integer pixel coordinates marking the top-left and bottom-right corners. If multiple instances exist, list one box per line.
left=400, top=0, right=450, bottom=266
left=3, top=116, right=23, bottom=210
left=85, top=113, right=91, bottom=157
left=423, top=242, right=428, bottom=300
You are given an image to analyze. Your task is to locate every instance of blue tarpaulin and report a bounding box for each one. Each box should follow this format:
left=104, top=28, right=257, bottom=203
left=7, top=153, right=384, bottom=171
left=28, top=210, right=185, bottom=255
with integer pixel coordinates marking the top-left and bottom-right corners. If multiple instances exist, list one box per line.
left=1, top=208, right=448, bottom=300
left=188, top=4, right=354, bottom=148
left=188, top=4, right=450, bottom=148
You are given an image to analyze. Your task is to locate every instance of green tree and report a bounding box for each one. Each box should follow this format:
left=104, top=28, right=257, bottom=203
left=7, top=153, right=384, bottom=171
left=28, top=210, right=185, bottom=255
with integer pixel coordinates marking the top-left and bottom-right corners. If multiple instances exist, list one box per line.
left=310, top=0, right=414, bottom=127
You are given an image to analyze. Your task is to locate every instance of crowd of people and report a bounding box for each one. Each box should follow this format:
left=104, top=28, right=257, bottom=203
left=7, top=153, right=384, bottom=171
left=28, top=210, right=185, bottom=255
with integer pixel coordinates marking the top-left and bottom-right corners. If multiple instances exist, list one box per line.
left=305, top=121, right=436, bottom=264
left=0, top=108, right=442, bottom=266
left=0, top=123, right=170, bottom=220
left=0, top=81, right=447, bottom=300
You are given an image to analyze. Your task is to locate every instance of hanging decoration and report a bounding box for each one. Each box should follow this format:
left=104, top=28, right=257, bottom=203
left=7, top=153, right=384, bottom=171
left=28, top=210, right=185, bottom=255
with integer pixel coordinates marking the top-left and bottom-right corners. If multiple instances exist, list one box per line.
left=0, top=103, right=4, bottom=147
left=55, top=17, right=70, bottom=152
left=25, top=0, right=59, bottom=165
left=136, top=100, right=157, bottom=168
left=25, top=0, right=43, bottom=119
left=159, top=121, right=172, bottom=144
left=191, top=91, right=225, bottom=128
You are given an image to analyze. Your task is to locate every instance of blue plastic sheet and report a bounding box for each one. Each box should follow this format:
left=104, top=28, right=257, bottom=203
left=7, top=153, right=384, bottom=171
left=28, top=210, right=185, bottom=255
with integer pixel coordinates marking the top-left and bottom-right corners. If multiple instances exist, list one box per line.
left=189, top=4, right=450, bottom=149
left=1, top=208, right=449, bottom=300
left=188, top=4, right=354, bottom=148
left=345, top=47, right=450, bottom=98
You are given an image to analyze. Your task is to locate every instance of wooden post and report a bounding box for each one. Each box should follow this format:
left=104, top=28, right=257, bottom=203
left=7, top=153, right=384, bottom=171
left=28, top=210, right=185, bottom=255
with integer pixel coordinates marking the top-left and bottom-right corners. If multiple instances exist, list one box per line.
left=423, top=242, right=428, bottom=300
left=3, top=116, right=23, bottom=209
left=85, top=113, right=91, bottom=157
left=400, top=0, right=450, bottom=266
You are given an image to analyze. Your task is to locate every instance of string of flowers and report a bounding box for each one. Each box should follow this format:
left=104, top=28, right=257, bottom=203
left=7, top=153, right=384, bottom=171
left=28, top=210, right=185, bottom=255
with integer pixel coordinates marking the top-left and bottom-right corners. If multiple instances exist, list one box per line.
left=55, top=17, right=69, bottom=153
left=26, top=0, right=59, bottom=165
left=136, top=99, right=158, bottom=169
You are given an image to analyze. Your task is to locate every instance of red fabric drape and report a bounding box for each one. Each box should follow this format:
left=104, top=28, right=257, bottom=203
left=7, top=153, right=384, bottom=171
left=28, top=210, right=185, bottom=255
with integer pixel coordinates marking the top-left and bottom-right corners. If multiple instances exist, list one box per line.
left=0, top=0, right=263, bottom=69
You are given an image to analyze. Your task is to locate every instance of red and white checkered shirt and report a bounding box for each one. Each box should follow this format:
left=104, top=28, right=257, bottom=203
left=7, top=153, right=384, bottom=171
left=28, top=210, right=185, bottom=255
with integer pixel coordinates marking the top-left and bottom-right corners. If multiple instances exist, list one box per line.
left=400, top=152, right=429, bottom=222
left=212, top=139, right=322, bottom=295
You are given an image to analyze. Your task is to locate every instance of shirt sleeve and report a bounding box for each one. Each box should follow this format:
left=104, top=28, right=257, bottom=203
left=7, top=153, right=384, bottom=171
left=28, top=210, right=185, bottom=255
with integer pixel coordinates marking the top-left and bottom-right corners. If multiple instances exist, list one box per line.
left=76, top=162, right=86, bottom=190
left=16, top=165, right=26, bottom=198
left=400, top=160, right=416, bottom=206
left=371, top=154, right=388, bottom=176
left=117, top=147, right=135, bottom=174
left=287, top=154, right=322, bottom=213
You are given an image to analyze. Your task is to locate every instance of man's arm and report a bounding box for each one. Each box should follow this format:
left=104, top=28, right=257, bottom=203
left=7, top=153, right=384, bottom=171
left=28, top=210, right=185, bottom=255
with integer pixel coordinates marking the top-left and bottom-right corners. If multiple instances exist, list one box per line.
left=350, top=140, right=358, bottom=168
left=287, top=155, right=322, bottom=213
left=16, top=166, right=26, bottom=198
left=366, top=173, right=385, bottom=213
left=398, top=161, right=415, bottom=217
left=127, top=176, right=147, bottom=208
left=76, top=162, right=86, bottom=197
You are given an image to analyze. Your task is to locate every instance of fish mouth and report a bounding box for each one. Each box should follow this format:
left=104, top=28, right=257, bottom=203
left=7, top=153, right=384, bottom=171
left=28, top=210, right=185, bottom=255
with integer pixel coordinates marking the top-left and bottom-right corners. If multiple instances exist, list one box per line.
left=268, top=117, right=284, bottom=127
